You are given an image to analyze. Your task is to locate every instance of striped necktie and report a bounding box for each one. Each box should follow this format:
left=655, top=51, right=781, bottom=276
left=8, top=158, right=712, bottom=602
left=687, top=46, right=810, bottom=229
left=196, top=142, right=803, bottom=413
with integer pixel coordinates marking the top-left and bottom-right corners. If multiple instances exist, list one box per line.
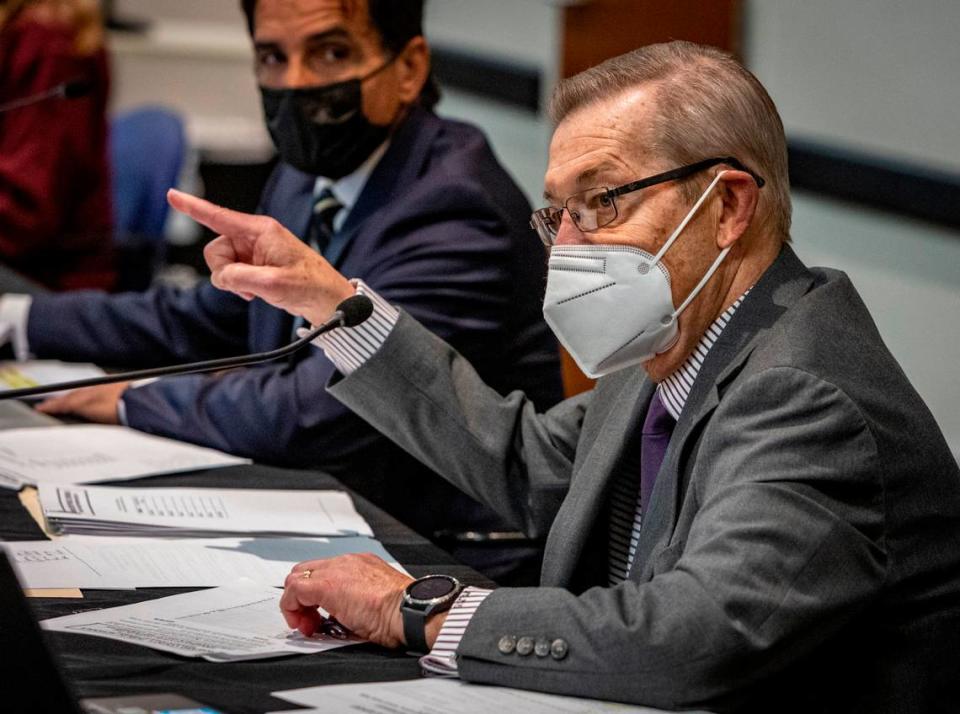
left=306, top=187, right=344, bottom=254
left=290, top=188, right=343, bottom=340
left=607, top=390, right=677, bottom=584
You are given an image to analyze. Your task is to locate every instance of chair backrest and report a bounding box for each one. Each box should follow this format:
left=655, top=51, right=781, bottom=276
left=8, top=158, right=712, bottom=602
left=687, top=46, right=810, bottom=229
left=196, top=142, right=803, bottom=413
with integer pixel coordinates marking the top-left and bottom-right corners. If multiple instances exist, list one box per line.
left=109, top=106, right=186, bottom=245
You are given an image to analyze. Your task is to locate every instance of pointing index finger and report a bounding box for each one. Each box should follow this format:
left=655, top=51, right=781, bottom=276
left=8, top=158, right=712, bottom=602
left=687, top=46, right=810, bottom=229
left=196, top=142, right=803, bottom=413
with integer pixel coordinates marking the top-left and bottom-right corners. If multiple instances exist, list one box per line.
left=167, top=188, right=262, bottom=241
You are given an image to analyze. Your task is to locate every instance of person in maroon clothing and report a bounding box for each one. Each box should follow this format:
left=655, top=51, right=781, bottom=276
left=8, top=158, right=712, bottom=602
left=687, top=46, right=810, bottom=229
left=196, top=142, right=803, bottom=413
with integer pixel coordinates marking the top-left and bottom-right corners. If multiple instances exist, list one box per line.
left=0, top=0, right=114, bottom=291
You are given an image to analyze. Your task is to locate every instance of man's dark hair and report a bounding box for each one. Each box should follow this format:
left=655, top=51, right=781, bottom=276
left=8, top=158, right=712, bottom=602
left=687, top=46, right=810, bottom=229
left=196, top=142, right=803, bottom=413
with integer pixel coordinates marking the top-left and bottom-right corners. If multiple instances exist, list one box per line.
left=240, top=0, right=439, bottom=109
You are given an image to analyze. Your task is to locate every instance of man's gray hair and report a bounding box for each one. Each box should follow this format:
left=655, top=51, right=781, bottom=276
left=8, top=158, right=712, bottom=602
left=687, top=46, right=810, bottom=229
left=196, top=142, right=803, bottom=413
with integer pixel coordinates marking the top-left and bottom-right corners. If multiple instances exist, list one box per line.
left=550, top=41, right=791, bottom=242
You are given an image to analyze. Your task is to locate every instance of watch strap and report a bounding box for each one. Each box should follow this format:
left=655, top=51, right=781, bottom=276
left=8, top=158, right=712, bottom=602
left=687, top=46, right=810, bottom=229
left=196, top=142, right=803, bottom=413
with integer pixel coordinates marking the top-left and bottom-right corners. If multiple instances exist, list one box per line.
left=401, top=604, right=430, bottom=654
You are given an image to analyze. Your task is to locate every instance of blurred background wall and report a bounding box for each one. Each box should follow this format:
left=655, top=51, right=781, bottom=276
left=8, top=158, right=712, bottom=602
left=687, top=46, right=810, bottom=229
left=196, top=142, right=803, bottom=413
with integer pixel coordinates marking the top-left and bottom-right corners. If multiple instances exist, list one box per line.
left=744, top=0, right=960, bottom=462
left=104, top=0, right=960, bottom=459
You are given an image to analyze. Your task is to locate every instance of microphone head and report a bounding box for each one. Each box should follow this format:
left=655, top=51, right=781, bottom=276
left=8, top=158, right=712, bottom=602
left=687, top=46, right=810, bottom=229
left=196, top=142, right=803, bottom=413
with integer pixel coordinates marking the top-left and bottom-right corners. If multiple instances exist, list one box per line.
left=62, top=79, right=94, bottom=99
left=337, top=294, right=374, bottom=328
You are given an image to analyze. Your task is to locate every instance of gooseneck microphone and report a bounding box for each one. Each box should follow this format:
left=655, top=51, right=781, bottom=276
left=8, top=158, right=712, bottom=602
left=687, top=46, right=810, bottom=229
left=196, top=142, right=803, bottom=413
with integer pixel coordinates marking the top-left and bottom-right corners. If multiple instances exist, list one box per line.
left=0, top=78, right=94, bottom=114
left=0, top=294, right=374, bottom=401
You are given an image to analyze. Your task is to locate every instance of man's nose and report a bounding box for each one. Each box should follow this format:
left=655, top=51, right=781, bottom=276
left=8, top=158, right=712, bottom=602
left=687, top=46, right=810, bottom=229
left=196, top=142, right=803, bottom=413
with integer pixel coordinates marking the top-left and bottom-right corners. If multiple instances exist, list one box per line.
left=554, top=210, right=586, bottom=246
left=281, top=56, right=322, bottom=89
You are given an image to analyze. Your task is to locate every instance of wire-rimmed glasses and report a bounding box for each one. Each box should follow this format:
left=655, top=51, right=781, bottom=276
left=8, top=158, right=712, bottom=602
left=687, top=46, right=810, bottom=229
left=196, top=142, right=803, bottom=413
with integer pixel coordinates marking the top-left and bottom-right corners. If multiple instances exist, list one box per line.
left=530, top=156, right=765, bottom=246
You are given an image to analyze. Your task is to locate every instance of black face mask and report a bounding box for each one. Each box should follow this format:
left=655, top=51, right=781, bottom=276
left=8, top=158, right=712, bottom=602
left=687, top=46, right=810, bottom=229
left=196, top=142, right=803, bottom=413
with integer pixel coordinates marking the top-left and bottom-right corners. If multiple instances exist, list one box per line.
left=260, top=61, right=395, bottom=179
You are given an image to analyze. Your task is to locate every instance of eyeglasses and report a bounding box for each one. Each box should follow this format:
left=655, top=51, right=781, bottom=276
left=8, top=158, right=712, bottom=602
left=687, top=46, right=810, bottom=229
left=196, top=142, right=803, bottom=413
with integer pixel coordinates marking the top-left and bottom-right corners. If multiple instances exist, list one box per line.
left=529, top=156, right=765, bottom=246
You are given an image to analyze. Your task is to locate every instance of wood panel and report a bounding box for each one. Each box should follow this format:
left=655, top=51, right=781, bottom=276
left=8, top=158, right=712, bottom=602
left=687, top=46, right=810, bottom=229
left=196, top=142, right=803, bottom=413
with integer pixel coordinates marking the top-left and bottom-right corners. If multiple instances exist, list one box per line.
left=561, top=0, right=742, bottom=80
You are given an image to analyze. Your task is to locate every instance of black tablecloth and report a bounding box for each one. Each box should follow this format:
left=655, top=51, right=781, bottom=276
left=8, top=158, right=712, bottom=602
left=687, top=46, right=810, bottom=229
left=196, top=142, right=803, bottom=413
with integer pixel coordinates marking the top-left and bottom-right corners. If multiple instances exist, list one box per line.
left=2, top=464, right=494, bottom=713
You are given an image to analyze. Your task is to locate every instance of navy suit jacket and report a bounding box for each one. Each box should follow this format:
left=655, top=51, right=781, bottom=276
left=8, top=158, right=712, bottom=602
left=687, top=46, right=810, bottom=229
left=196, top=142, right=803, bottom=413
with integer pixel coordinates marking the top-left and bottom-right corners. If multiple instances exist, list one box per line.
left=27, top=108, right=563, bottom=551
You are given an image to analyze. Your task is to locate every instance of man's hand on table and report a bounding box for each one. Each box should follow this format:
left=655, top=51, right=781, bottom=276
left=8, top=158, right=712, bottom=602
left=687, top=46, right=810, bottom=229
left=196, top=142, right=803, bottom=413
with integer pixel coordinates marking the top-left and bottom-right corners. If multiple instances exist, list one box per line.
left=35, top=381, right=129, bottom=424
left=282, top=553, right=448, bottom=650
left=167, top=189, right=356, bottom=326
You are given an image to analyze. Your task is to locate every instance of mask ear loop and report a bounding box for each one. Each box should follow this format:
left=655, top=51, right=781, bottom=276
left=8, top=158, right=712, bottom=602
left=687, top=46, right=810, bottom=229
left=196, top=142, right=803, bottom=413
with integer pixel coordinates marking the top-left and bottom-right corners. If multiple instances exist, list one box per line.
left=650, top=170, right=727, bottom=266
left=672, top=244, right=731, bottom=318
left=637, top=170, right=730, bottom=323
left=669, top=171, right=731, bottom=318
left=361, top=54, right=400, bottom=83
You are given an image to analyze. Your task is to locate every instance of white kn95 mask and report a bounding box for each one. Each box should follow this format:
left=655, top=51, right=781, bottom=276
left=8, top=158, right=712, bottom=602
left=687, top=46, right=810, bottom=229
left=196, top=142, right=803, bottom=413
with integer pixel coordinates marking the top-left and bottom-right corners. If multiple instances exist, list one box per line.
left=542, top=171, right=730, bottom=378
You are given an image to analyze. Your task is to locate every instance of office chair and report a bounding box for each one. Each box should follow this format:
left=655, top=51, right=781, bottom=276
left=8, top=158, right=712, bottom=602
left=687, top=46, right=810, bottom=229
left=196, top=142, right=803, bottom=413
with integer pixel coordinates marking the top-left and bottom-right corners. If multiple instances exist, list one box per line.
left=110, top=105, right=186, bottom=291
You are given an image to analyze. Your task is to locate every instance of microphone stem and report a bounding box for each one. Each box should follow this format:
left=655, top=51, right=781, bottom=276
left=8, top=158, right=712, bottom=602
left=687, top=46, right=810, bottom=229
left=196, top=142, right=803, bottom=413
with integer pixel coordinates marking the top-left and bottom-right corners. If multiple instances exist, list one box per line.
left=0, top=312, right=344, bottom=401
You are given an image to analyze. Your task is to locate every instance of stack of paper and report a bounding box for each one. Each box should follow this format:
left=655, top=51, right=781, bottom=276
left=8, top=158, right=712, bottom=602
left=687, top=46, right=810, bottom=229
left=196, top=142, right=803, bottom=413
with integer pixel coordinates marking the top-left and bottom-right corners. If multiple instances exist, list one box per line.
left=39, top=484, right=373, bottom=537
left=0, top=425, right=249, bottom=490
left=41, top=585, right=361, bottom=662
left=3, top=535, right=402, bottom=589
left=0, top=360, right=105, bottom=398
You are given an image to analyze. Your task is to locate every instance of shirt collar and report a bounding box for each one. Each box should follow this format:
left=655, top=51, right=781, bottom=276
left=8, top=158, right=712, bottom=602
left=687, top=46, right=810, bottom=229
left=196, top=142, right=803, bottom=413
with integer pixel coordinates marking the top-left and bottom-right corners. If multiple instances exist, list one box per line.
left=313, top=139, right=390, bottom=232
left=657, top=289, right=751, bottom=420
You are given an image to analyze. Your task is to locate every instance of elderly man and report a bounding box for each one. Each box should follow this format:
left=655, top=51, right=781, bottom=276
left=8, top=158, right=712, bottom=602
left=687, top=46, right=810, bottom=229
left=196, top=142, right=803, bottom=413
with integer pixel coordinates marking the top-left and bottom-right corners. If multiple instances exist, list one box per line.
left=0, top=0, right=562, bottom=583
left=167, top=42, right=960, bottom=712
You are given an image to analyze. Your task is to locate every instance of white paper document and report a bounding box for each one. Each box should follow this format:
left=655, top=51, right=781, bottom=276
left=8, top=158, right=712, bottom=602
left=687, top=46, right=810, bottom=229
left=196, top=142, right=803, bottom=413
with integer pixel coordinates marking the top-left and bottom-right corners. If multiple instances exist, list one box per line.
left=271, top=678, right=709, bottom=713
left=0, top=425, right=249, bottom=489
left=3, top=539, right=136, bottom=589
left=0, top=360, right=106, bottom=399
left=3, top=535, right=400, bottom=589
left=41, top=585, right=360, bottom=661
left=39, top=484, right=373, bottom=537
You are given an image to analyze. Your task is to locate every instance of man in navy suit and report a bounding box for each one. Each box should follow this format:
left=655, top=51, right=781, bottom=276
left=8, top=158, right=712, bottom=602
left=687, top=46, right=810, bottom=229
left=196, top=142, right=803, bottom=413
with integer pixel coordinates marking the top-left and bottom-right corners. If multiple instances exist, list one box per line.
left=0, top=0, right=562, bottom=582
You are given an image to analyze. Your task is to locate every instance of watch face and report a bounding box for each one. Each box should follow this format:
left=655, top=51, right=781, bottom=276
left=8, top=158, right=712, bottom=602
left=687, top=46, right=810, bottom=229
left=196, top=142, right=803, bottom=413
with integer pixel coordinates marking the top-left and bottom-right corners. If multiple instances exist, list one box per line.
left=408, top=576, right=457, bottom=602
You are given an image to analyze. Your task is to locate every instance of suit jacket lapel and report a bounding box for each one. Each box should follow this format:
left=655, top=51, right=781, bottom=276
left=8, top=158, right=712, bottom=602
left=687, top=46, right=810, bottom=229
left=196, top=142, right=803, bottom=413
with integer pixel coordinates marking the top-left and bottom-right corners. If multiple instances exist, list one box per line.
left=541, top=368, right=653, bottom=588
left=270, top=169, right=316, bottom=243
left=332, top=107, right=441, bottom=270
left=629, top=245, right=817, bottom=581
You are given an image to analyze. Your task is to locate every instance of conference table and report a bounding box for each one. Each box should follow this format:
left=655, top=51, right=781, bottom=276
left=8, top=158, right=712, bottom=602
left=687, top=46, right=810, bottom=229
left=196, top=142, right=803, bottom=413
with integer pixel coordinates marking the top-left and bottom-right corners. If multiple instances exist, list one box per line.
left=0, top=402, right=495, bottom=714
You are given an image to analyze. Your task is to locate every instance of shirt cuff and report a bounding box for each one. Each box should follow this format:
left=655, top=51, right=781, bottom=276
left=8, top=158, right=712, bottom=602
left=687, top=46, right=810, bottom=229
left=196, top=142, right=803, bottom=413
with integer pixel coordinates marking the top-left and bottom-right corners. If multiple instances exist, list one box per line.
left=305, top=280, right=399, bottom=375
left=418, top=586, right=493, bottom=677
left=0, top=294, right=33, bottom=361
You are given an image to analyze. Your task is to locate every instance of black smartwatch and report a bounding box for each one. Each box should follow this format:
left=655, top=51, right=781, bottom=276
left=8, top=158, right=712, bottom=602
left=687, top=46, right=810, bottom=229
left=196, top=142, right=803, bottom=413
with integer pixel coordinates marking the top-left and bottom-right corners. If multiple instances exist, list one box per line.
left=400, top=574, right=463, bottom=654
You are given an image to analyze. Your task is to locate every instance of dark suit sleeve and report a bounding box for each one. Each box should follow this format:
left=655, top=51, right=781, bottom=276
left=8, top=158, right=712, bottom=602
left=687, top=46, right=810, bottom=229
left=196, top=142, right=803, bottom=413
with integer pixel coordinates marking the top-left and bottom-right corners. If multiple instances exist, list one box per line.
left=330, top=312, right=588, bottom=541
left=118, top=196, right=552, bottom=470
left=120, top=351, right=376, bottom=466
left=26, top=282, right=249, bottom=366
left=454, top=366, right=887, bottom=710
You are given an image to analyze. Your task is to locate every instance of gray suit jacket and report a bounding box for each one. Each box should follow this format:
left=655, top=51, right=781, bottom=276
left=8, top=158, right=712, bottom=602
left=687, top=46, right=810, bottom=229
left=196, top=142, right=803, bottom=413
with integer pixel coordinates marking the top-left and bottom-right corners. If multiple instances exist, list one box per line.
left=330, top=246, right=960, bottom=713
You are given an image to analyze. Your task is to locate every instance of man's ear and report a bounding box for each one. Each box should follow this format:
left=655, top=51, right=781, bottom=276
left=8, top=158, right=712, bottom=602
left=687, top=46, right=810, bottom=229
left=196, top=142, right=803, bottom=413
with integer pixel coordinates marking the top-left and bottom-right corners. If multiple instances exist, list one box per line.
left=395, top=36, right=430, bottom=104
left=716, top=171, right=760, bottom=250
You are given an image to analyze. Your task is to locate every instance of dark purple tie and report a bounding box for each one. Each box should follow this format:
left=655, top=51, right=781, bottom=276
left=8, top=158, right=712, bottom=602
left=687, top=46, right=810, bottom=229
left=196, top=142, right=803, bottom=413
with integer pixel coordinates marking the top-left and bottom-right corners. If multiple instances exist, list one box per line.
left=640, top=391, right=676, bottom=511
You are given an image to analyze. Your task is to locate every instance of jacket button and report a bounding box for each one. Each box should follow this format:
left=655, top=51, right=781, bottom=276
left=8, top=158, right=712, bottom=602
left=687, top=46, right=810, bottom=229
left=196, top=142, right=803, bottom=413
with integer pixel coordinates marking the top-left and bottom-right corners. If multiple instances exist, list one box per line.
left=534, top=638, right=550, bottom=657
left=550, top=638, right=569, bottom=660
left=497, top=635, right=516, bottom=655
left=516, top=636, right=534, bottom=656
